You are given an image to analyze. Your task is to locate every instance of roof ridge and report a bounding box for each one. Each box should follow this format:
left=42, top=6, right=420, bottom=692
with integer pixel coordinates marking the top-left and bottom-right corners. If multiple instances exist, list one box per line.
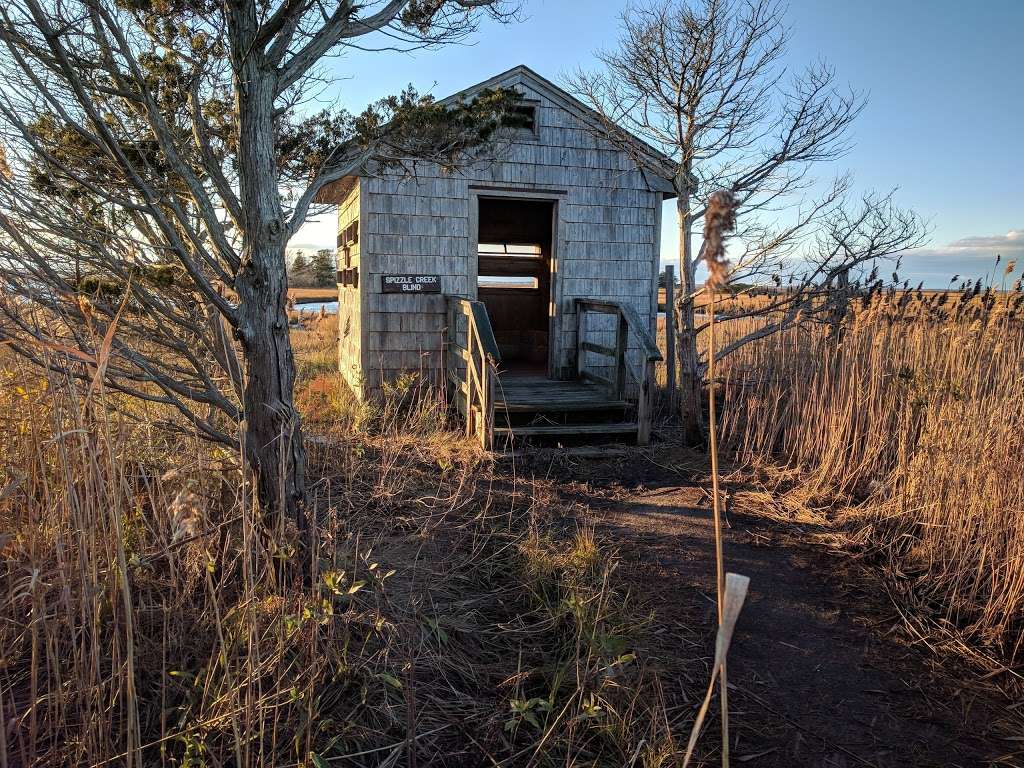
left=437, top=65, right=676, bottom=176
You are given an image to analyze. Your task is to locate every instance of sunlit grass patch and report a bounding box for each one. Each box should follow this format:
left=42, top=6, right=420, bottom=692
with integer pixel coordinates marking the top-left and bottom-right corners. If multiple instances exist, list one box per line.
left=718, top=287, right=1024, bottom=662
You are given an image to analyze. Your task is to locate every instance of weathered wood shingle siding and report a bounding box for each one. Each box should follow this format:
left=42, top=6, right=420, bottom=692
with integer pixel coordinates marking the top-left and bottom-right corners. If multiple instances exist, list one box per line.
left=354, top=73, right=662, bottom=392
left=336, top=181, right=363, bottom=393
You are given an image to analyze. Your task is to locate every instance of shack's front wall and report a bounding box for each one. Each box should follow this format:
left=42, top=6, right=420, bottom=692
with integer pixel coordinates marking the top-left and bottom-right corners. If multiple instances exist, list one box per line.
left=335, top=181, right=363, bottom=393
left=355, top=76, right=662, bottom=391
left=359, top=183, right=468, bottom=390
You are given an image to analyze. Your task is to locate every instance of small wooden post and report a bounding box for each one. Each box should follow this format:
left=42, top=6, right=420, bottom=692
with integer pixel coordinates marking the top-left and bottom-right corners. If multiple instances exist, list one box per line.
left=664, top=265, right=676, bottom=408
left=614, top=310, right=628, bottom=400
left=637, top=358, right=655, bottom=445
left=465, top=316, right=476, bottom=438
left=575, top=305, right=586, bottom=380
left=445, top=299, right=454, bottom=405
left=483, top=358, right=496, bottom=449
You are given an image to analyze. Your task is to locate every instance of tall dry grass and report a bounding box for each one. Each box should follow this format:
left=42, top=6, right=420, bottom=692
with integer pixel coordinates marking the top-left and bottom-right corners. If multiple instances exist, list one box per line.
left=716, top=285, right=1024, bottom=661
left=0, top=316, right=676, bottom=766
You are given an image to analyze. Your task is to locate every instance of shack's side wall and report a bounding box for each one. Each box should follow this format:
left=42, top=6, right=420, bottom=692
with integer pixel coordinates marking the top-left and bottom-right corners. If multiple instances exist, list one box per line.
left=336, top=181, right=364, bottom=394
left=358, top=77, right=661, bottom=389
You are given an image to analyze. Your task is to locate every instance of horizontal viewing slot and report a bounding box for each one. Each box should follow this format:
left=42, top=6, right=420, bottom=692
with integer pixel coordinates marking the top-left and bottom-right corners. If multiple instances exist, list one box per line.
left=478, top=276, right=539, bottom=289
left=478, top=243, right=543, bottom=258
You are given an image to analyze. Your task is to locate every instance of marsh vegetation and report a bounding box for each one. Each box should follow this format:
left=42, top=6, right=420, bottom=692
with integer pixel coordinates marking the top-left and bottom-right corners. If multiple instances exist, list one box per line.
left=3, top=276, right=1023, bottom=765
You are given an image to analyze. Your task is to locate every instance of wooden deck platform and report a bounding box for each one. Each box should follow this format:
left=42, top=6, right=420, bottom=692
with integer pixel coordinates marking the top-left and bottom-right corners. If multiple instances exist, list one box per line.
left=494, top=375, right=628, bottom=413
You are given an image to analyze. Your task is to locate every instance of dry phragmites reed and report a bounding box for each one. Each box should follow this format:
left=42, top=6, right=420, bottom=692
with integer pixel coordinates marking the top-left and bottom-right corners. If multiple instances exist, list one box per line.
left=704, top=190, right=738, bottom=290
left=76, top=294, right=94, bottom=327
left=169, top=490, right=203, bottom=542
left=163, top=470, right=203, bottom=542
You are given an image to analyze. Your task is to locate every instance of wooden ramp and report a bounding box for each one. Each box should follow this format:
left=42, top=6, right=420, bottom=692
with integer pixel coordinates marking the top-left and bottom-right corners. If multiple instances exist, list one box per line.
left=446, top=296, right=661, bottom=450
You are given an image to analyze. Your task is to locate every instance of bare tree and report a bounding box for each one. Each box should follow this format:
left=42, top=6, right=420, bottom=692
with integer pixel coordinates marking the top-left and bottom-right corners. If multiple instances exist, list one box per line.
left=0, top=0, right=521, bottom=539
left=567, top=0, right=924, bottom=438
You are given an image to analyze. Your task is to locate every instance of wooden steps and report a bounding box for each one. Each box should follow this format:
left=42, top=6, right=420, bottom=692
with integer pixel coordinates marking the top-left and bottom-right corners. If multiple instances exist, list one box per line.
left=496, top=375, right=626, bottom=411
left=492, top=374, right=640, bottom=446
left=495, top=422, right=638, bottom=438
left=445, top=295, right=659, bottom=449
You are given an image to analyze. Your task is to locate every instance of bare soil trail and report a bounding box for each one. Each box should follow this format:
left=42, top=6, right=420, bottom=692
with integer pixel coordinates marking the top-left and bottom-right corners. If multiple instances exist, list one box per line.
left=534, top=452, right=1022, bottom=768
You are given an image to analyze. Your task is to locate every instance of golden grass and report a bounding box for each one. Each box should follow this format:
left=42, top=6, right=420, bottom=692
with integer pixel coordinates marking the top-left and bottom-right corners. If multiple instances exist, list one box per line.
left=288, top=286, right=338, bottom=302
left=0, top=314, right=676, bottom=766
left=6, top=273, right=1022, bottom=763
left=659, top=286, right=776, bottom=313
left=715, top=289, right=1024, bottom=662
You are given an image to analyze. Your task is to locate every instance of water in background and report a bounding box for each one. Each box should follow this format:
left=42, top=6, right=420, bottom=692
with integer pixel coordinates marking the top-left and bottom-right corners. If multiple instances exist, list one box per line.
left=294, top=300, right=339, bottom=314
left=293, top=300, right=667, bottom=320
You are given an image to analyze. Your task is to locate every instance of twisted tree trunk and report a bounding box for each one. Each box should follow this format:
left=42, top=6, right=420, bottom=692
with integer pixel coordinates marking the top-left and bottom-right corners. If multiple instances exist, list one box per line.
left=234, top=54, right=309, bottom=543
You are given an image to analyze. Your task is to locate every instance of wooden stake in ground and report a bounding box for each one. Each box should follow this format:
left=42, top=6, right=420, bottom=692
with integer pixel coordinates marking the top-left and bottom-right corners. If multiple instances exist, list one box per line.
left=683, top=573, right=750, bottom=767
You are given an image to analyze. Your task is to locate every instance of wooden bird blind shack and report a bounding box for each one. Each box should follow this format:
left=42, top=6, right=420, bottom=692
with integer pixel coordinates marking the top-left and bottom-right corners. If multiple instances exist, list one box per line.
left=316, top=65, right=670, bottom=448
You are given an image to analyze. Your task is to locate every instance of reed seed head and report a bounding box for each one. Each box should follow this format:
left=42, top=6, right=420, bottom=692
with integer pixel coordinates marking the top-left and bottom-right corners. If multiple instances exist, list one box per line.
left=704, top=189, right=738, bottom=291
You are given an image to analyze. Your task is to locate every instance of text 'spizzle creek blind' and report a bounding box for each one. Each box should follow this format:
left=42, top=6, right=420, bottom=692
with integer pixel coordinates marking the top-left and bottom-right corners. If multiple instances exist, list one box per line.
left=381, top=274, right=441, bottom=293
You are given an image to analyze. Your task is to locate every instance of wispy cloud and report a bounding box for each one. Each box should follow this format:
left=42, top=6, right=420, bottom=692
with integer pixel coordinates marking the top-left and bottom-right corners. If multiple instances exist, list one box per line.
left=945, top=229, right=1024, bottom=251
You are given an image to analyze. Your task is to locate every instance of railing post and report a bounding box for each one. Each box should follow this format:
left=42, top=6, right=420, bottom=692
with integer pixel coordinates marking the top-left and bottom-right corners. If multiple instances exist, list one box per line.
left=445, top=298, right=455, bottom=404
left=465, top=316, right=476, bottom=438
left=575, top=303, right=586, bottom=380
left=637, top=358, right=656, bottom=445
left=615, top=310, right=628, bottom=400
left=483, top=357, right=496, bottom=449
left=665, top=265, right=676, bottom=408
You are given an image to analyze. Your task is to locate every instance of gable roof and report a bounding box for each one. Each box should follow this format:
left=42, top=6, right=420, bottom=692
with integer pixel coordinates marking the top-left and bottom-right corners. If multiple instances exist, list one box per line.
left=439, top=64, right=676, bottom=196
left=314, top=64, right=678, bottom=203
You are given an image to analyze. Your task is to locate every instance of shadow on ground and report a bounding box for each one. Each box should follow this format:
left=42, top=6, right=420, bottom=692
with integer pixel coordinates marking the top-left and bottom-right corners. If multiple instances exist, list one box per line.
left=540, top=456, right=1018, bottom=768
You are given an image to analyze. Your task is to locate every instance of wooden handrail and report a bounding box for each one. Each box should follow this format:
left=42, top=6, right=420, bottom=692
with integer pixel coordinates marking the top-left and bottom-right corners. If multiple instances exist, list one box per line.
left=445, top=295, right=500, bottom=449
left=576, top=299, right=661, bottom=362
left=574, top=298, right=662, bottom=445
left=448, top=296, right=501, bottom=362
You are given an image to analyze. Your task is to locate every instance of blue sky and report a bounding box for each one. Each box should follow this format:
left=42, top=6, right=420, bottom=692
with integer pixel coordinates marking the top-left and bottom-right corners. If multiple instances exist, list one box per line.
left=291, top=0, right=1024, bottom=288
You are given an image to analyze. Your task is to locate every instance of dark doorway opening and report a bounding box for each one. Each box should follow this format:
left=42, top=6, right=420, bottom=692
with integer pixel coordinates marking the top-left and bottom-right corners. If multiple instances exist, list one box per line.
left=476, top=197, right=554, bottom=375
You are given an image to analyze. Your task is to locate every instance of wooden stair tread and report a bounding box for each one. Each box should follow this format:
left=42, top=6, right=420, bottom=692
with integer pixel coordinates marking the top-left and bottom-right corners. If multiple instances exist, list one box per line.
left=495, top=375, right=622, bottom=413
left=495, top=422, right=639, bottom=437
left=496, top=400, right=630, bottom=413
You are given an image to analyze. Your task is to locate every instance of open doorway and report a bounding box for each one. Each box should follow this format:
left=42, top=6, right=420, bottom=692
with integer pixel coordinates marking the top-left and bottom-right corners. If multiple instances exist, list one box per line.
left=476, top=197, right=555, bottom=376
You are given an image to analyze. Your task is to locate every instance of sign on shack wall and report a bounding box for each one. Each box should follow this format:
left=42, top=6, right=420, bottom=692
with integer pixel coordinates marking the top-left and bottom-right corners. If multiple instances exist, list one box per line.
left=381, top=274, right=441, bottom=293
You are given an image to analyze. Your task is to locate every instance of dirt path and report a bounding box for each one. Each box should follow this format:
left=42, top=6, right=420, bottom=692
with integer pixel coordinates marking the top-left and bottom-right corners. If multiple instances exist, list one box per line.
left=553, top=461, right=1019, bottom=768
